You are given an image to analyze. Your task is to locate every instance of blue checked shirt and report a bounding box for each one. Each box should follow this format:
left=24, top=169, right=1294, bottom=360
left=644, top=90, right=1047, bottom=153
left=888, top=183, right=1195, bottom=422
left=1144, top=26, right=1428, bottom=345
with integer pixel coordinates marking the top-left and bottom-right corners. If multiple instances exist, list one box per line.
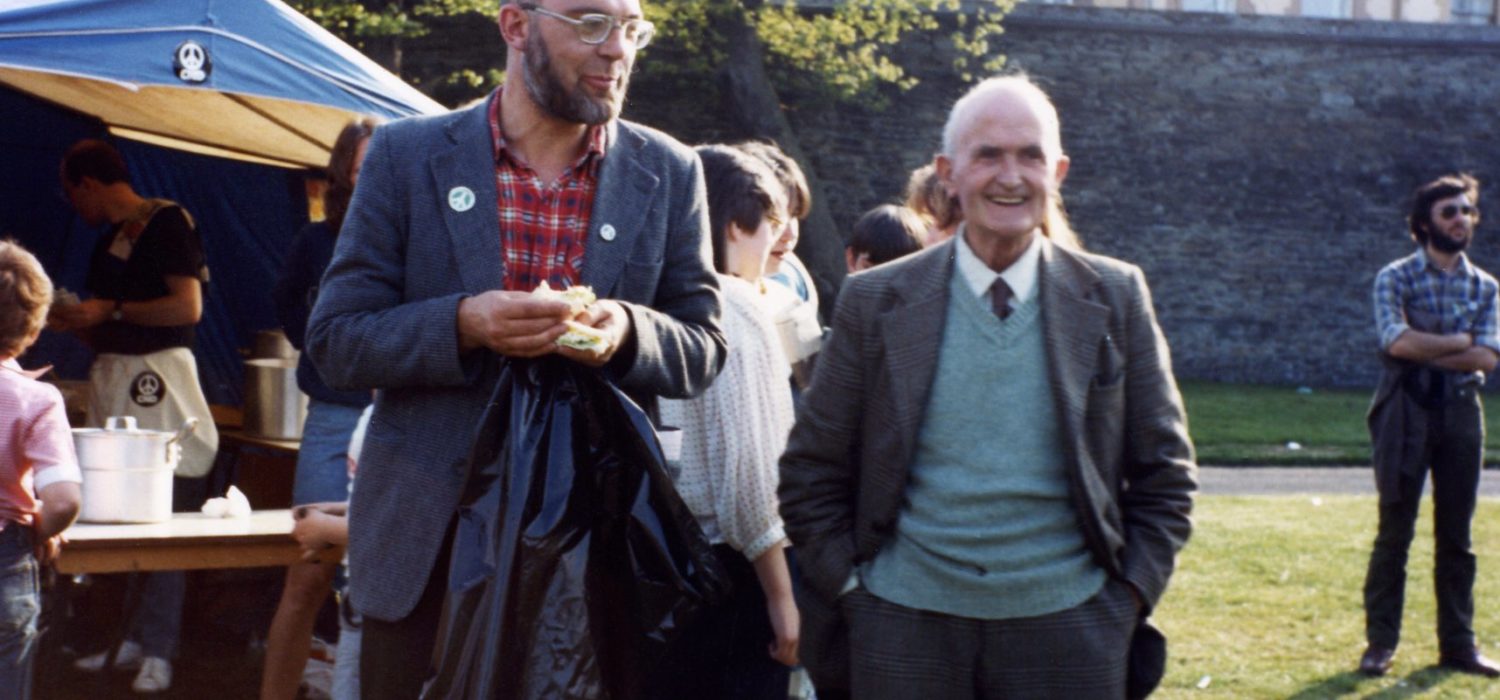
left=1373, top=249, right=1500, bottom=379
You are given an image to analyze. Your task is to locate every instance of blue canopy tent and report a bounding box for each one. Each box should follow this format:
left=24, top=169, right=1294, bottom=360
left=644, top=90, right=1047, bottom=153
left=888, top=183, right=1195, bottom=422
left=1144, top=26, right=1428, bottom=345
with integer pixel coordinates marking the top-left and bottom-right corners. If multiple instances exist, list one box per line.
left=0, top=0, right=446, bottom=405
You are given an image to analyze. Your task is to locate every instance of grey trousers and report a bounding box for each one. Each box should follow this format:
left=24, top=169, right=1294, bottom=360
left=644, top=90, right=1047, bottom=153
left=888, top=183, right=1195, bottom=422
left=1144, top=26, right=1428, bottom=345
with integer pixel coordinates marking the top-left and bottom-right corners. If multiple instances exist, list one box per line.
left=843, top=579, right=1138, bottom=699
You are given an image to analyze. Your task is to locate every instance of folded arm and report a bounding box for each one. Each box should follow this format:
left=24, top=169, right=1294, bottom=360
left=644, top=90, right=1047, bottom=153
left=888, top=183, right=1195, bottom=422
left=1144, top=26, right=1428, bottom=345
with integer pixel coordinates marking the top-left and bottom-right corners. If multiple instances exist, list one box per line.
left=1374, top=265, right=1500, bottom=372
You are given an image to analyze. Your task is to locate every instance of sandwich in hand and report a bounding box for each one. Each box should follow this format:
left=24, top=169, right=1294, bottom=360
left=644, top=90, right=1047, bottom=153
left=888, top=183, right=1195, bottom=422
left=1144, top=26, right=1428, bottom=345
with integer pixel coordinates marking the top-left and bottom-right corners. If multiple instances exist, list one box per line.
left=557, top=320, right=609, bottom=354
left=532, top=281, right=596, bottom=315
left=533, top=282, right=608, bottom=355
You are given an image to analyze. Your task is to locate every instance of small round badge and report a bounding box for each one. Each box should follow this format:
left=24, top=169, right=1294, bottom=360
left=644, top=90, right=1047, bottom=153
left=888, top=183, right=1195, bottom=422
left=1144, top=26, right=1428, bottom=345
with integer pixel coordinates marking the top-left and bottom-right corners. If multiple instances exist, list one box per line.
left=448, top=186, right=476, bottom=212
left=173, top=41, right=210, bottom=84
left=600, top=224, right=617, bottom=241
left=131, top=370, right=166, bottom=407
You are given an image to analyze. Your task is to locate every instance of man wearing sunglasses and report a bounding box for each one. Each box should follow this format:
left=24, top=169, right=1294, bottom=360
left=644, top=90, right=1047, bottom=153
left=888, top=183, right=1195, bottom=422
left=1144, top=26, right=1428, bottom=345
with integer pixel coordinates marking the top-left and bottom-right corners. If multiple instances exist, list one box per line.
left=306, top=0, right=725, bottom=696
left=1363, top=173, right=1500, bottom=679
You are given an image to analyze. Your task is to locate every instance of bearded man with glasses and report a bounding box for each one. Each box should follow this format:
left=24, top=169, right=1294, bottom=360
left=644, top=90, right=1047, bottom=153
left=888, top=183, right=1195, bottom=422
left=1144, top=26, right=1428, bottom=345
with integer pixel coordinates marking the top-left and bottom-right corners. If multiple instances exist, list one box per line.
left=306, top=0, right=725, bottom=696
left=1362, top=173, right=1500, bottom=679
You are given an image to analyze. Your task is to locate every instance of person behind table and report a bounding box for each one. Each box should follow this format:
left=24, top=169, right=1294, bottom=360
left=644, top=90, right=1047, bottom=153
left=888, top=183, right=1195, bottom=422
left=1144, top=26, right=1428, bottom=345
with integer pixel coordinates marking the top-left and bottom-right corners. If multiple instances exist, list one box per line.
left=288, top=404, right=373, bottom=700
left=903, top=162, right=960, bottom=247
left=0, top=240, right=83, bottom=700
left=52, top=138, right=218, bottom=695
left=845, top=204, right=925, bottom=273
left=261, top=118, right=378, bottom=700
left=735, top=141, right=823, bottom=390
left=305, top=0, right=725, bottom=694
left=645, top=144, right=799, bottom=699
left=1359, top=173, right=1500, bottom=678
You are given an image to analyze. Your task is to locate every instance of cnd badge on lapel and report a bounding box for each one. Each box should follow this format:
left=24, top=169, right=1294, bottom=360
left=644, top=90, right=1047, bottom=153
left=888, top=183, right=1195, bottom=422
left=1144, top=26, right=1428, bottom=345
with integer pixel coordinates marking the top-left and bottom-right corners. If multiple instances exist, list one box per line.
left=448, top=186, right=476, bottom=212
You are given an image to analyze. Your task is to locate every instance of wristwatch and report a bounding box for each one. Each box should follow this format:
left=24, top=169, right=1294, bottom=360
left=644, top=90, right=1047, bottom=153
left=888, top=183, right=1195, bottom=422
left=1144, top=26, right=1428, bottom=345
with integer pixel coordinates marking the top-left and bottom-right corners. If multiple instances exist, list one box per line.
left=111, top=299, right=124, bottom=322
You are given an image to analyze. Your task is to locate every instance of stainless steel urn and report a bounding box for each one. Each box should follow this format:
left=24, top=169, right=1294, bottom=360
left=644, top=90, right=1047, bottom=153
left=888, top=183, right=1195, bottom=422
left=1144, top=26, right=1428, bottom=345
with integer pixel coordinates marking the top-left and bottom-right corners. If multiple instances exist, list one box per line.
left=243, top=358, right=307, bottom=440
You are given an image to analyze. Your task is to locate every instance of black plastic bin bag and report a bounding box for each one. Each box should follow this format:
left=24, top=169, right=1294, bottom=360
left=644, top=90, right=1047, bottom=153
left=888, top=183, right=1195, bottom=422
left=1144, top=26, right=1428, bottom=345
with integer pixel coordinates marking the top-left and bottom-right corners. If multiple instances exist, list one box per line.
left=425, top=357, right=729, bottom=700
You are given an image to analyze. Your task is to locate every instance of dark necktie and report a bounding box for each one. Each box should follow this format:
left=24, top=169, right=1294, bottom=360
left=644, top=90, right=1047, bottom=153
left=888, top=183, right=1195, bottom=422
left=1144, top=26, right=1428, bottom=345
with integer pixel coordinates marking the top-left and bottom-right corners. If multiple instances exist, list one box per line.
left=991, top=279, right=1013, bottom=320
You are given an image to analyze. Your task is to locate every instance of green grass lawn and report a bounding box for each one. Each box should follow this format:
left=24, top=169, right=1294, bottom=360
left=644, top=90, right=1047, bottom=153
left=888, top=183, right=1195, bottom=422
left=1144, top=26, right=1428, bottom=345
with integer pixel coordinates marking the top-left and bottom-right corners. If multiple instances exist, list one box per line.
left=1180, top=381, right=1500, bottom=466
left=1155, top=495, right=1500, bottom=698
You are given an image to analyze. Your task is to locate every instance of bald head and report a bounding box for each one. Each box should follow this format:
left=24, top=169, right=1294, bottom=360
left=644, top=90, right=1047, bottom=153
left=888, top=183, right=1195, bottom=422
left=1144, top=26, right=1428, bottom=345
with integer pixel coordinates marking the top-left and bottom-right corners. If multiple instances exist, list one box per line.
left=934, top=74, right=1079, bottom=255
left=941, top=75, right=1064, bottom=164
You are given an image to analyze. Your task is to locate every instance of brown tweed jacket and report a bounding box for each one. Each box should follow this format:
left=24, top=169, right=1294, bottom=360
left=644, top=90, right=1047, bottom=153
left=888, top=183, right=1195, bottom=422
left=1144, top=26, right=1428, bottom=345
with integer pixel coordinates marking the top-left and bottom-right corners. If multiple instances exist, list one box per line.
left=779, top=235, right=1197, bottom=611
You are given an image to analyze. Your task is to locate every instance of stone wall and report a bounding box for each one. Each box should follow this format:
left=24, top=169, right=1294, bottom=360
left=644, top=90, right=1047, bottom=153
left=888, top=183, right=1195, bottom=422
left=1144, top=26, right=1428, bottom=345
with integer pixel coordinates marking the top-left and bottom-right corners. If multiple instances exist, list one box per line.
left=991, top=7, right=1500, bottom=388
left=408, top=6, right=1500, bottom=388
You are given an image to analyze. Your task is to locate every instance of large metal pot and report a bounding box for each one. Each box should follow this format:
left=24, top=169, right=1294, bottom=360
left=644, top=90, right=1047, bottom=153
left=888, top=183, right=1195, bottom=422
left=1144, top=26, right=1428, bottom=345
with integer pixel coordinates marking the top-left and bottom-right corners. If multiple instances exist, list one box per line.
left=244, top=358, right=307, bottom=440
left=73, top=417, right=197, bottom=523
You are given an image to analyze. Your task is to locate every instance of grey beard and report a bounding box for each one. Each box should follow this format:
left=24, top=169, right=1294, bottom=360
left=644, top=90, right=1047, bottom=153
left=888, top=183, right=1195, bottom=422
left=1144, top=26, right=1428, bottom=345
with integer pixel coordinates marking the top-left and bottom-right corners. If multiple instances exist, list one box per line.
left=523, top=35, right=620, bottom=126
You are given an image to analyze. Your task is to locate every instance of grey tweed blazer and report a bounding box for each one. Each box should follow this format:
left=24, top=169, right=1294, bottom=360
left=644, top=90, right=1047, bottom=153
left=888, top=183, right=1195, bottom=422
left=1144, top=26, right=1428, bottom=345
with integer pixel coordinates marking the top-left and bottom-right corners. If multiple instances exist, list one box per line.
left=307, top=100, right=726, bottom=622
left=779, top=235, right=1196, bottom=611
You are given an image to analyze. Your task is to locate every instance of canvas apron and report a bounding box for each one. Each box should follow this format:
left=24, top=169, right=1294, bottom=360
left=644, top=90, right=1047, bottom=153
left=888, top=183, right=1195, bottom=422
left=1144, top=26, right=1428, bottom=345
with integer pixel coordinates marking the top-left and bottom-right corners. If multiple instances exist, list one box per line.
left=86, top=347, right=219, bottom=477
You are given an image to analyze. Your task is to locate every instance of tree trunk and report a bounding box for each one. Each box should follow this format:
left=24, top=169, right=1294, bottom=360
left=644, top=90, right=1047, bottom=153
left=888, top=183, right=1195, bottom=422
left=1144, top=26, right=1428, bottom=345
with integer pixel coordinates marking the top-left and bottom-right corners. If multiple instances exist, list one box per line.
left=720, top=9, right=845, bottom=320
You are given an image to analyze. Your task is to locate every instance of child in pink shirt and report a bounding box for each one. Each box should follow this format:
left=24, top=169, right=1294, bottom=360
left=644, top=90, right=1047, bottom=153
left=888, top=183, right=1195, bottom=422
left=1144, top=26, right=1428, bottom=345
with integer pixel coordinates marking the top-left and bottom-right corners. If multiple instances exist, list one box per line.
left=0, top=241, right=83, bottom=698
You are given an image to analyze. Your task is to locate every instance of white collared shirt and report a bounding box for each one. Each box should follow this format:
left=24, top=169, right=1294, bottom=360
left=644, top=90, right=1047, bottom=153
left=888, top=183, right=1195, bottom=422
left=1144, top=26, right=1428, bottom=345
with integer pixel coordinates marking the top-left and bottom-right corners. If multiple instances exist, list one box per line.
left=954, top=226, right=1041, bottom=314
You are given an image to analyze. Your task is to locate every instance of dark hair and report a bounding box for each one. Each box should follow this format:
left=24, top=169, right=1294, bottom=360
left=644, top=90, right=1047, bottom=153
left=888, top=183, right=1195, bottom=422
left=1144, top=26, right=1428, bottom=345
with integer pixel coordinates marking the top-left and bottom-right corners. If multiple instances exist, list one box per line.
left=0, top=240, right=53, bottom=359
left=1409, top=173, right=1481, bottom=245
left=849, top=204, right=926, bottom=267
left=61, top=139, right=130, bottom=187
left=734, top=140, right=810, bottom=220
left=324, top=118, right=379, bottom=235
left=696, top=145, right=786, bottom=274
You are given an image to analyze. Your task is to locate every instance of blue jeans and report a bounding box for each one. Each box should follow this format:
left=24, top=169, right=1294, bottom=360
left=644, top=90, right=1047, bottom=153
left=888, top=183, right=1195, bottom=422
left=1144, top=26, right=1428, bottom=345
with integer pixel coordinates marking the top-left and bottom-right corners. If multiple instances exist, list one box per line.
left=331, top=602, right=362, bottom=700
left=0, top=524, right=39, bottom=699
left=121, top=475, right=210, bottom=660
left=129, top=571, right=183, bottom=659
left=292, top=400, right=365, bottom=506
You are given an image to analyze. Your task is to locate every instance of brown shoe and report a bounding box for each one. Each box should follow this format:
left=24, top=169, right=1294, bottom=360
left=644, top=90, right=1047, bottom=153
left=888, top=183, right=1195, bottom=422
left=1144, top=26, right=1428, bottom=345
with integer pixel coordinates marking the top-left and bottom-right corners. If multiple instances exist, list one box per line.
left=1440, top=648, right=1500, bottom=678
left=1358, top=646, right=1396, bottom=676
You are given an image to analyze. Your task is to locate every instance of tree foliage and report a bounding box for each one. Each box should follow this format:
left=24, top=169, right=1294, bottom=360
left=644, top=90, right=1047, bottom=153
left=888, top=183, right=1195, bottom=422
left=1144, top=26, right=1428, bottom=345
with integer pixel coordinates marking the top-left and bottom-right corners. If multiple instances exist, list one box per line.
left=288, top=0, right=504, bottom=101
left=640, top=0, right=1011, bottom=109
left=657, top=0, right=1012, bottom=106
left=289, top=0, right=483, bottom=42
left=288, top=0, right=1011, bottom=109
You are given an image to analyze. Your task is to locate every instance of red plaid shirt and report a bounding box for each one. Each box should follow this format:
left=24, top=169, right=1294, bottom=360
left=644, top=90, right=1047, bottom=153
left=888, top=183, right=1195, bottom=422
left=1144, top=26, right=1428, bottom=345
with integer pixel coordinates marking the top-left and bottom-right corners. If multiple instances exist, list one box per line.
left=488, top=92, right=606, bottom=292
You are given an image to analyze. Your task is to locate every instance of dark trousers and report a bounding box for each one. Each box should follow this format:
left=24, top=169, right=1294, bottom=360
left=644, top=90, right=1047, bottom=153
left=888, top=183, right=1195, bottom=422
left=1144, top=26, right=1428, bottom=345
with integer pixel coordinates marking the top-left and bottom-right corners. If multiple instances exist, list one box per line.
left=1363, top=395, right=1483, bottom=654
left=359, top=535, right=450, bottom=700
left=843, top=579, right=1137, bottom=700
left=642, top=544, right=790, bottom=700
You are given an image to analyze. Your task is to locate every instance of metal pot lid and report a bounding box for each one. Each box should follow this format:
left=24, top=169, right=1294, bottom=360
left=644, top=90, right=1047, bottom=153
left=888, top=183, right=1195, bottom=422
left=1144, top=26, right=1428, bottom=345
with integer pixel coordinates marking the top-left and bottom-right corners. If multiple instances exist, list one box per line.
left=72, top=426, right=175, bottom=436
left=73, top=416, right=196, bottom=443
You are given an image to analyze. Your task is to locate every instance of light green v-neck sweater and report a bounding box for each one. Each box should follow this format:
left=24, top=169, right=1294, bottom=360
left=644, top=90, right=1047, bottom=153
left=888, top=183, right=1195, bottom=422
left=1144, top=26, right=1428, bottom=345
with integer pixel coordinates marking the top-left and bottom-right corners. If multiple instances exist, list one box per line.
left=862, top=272, right=1104, bottom=619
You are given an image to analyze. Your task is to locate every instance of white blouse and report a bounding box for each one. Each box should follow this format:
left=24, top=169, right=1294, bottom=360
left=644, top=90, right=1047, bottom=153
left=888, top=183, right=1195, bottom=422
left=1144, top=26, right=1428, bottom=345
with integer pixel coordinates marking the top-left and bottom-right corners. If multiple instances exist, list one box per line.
left=658, top=275, right=794, bottom=561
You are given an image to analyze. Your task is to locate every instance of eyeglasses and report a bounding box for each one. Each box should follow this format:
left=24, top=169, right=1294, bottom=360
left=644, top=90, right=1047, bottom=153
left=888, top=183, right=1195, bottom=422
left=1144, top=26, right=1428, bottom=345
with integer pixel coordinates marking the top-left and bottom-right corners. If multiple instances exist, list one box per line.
left=1440, top=204, right=1479, bottom=221
left=519, top=3, right=655, bottom=49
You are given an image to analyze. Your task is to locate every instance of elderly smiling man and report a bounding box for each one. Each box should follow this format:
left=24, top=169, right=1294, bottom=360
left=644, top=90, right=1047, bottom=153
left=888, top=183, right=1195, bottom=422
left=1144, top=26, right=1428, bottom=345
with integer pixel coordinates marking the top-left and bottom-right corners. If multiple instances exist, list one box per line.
left=779, top=74, right=1197, bottom=699
left=306, top=0, right=725, bottom=696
